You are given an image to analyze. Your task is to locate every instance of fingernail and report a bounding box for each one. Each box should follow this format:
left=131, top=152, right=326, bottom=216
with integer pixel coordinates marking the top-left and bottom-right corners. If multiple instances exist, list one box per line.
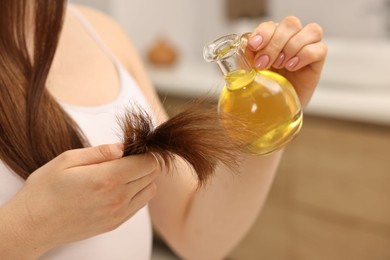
left=249, top=35, right=263, bottom=50
left=115, top=142, right=124, bottom=151
left=286, top=57, right=299, bottom=70
left=255, top=55, right=269, bottom=70
left=273, top=52, right=285, bottom=68
left=110, top=143, right=124, bottom=157
left=113, top=143, right=124, bottom=157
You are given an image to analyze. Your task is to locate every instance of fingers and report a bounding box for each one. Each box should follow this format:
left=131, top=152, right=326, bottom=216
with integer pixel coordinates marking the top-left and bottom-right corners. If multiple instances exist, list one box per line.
left=94, top=170, right=158, bottom=231
left=49, top=144, right=158, bottom=198
left=83, top=158, right=158, bottom=216
left=56, top=143, right=124, bottom=169
left=91, top=153, right=158, bottom=184
left=248, top=21, right=278, bottom=51
left=54, top=141, right=158, bottom=183
left=285, top=41, right=328, bottom=72
left=248, top=17, right=302, bottom=70
left=247, top=16, right=324, bottom=71
left=113, top=171, right=159, bottom=210
left=119, top=182, right=158, bottom=225
left=111, top=174, right=158, bottom=220
left=129, top=182, right=158, bottom=208
left=272, top=23, right=324, bottom=70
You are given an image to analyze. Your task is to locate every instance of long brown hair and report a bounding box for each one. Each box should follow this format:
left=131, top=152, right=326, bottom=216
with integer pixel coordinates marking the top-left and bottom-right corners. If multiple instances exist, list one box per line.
left=0, top=0, right=86, bottom=179
left=121, top=100, right=245, bottom=186
left=0, top=0, right=245, bottom=184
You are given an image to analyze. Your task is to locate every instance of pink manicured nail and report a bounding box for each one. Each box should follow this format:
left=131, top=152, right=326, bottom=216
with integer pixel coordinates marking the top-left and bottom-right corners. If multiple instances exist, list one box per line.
left=255, top=55, right=270, bottom=70
left=286, top=57, right=299, bottom=70
left=273, top=52, right=285, bottom=68
left=249, top=35, right=263, bottom=50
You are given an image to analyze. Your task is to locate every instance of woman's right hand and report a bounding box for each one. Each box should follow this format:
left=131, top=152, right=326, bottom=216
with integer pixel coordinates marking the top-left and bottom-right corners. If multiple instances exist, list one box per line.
left=0, top=143, right=158, bottom=258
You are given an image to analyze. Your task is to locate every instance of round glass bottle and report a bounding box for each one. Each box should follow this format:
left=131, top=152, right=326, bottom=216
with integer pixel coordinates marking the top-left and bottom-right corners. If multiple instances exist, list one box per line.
left=203, top=33, right=303, bottom=155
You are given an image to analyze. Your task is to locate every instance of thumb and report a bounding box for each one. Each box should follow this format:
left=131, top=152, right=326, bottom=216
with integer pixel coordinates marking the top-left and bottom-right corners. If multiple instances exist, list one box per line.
left=56, top=143, right=124, bottom=168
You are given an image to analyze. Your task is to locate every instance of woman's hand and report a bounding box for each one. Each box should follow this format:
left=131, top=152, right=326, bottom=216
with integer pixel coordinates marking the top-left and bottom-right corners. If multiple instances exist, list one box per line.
left=245, top=16, right=327, bottom=108
left=0, top=144, right=158, bottom=258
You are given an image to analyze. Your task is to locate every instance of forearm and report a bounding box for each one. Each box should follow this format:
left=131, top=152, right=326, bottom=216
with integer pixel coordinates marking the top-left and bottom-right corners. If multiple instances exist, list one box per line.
left=184, top=151, right=282, bottom=258
left=0, top=199, right=49, bottom=260
left=151, top=151, right=282, bottom=259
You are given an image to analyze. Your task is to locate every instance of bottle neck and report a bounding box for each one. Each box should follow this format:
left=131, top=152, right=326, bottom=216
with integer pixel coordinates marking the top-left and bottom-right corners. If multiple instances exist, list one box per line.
left=217, top=49, right=255, bottom=90
left=203, top=33, right=256, bottom=90
left=216, top=48, right=251, bottom=75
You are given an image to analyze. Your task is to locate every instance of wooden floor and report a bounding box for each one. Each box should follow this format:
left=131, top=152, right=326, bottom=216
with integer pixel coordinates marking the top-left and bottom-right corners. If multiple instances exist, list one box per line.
left=158, top=94, right=390, bottom=260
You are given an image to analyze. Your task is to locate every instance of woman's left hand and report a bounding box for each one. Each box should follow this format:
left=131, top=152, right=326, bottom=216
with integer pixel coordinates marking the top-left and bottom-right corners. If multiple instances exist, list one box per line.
left=244, top=16, right=327, bottom=108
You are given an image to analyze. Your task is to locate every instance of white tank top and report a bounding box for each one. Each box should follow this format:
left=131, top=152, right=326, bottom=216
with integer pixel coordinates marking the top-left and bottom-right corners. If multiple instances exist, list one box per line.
left=0, top=6, right=153, bottom=260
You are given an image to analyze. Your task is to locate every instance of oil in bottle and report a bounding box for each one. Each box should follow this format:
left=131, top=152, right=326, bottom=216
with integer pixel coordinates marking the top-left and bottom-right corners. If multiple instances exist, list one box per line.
left=204, top=34, right=302, bottom=155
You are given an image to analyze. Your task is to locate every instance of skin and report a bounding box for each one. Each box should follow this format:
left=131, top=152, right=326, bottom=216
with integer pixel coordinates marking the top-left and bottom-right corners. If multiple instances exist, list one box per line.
left=0, top=5, right=327, bottom=260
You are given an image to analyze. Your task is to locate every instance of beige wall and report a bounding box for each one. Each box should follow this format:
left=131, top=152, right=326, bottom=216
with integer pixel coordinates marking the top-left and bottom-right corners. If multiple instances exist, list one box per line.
left=72, top=0, right=390, bottom=58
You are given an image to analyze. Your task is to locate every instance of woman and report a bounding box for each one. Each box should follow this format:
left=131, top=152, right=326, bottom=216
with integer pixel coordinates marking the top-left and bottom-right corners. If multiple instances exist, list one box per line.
left=0, top=1, right=327, bottom=259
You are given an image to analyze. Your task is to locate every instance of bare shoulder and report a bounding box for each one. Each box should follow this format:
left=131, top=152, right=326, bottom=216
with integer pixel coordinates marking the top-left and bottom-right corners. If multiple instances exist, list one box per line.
left=71, top=4, right=168, bottom=122
left=71, top=4, right=135, bottom=68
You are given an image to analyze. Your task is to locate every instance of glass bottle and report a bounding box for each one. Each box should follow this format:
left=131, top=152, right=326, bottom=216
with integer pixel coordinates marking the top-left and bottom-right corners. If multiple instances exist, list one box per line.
left=203, top=33, right=303, bottom=155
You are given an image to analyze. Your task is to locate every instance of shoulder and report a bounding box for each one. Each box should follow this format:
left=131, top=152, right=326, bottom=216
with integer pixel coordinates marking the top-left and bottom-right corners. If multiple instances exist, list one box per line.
left=71, top=5, right=124, bottom=38
left=70, top=4, right=136, bottom=69
left=70, top=4, right=168, bottom=122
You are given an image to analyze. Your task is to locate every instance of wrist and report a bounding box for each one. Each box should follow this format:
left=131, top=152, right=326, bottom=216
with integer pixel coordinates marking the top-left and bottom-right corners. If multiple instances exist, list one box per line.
left=0, top=199, right=52, bottom=259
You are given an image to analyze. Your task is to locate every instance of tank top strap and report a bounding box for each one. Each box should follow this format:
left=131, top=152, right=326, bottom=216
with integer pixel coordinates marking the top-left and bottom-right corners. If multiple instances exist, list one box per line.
left=68, top=4, right=119, bottom=66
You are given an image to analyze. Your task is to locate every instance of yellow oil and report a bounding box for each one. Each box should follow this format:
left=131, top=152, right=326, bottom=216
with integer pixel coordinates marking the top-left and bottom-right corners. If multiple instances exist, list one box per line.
left=219, top=69, right=303, bottom=155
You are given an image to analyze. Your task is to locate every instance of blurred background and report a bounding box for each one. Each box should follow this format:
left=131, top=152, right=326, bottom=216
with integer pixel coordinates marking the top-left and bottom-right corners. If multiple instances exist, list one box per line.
left=72, top=0, right=390, bottom=259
